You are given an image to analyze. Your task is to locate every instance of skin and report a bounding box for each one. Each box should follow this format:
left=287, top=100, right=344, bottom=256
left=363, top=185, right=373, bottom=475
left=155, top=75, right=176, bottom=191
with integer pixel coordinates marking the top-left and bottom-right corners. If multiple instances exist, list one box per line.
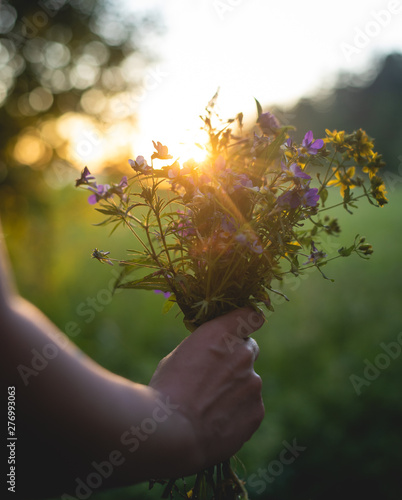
left=0, top=224, right=265, bottom=499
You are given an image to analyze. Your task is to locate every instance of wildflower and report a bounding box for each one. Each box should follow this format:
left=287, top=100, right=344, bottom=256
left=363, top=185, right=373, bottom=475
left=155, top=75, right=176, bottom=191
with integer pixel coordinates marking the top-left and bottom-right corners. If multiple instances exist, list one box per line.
left=277, top=186, right=319, bottom=209
left=277, top=189, right=300, bottom=209
left=327, top=167, right=355, bottom=197
left=250, top=132, right=270, bottom=155
left=251, top=240, right=264, bottom=254
left=87, top=176, right=128, bottom=205
left=173, top=211, right=196, bottom=238
left=304, top=242, right=327, bottom=264
left=302, top=131, right=324, bottom=155
left=91, top=248, right=113, bottom=265
left=151, top=141, right=173, bottom=160
left=258, top=112, right=280, bottom=135
left=219, top=216, right=237, bottom=239
left=168, top=162, right=181, bottom=180
left=234, top=228, right=263, bottom=254
left=362, top=152, right=385, bottom=178
left=232, top=174, right=259, bottom=192
left=75, top=166, right=95, bottom=187
left=154, top=290, right=171, bottom=299
left=370, top=175, right=388, bottom=206
left=281, top=162, right=311, bottom=180
left=109, top=176, right=128, bottom=202
left=285, top=138, right=293, bottom=148
left=325, top=129, right=345, bottom=150
left=87, top=184, right=112, bottom=205
left=302, top=187, right=320, bottom=207
left=284, top=137, right=297, bottom=153
left=129, top=156, right=152, bottom=174
left=348, top=129, right=374, bottom=162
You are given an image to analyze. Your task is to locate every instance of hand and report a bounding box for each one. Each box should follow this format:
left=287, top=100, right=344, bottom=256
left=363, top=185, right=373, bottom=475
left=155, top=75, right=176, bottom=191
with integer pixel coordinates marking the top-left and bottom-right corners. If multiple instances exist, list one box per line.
left=149, top=307, right=265, bottom=469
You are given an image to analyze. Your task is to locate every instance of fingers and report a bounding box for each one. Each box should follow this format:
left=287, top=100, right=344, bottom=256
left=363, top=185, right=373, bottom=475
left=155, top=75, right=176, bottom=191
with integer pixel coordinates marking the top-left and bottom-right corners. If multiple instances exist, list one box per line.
left=244, top=336, right=260, bottom=361
left=214, top=307, right=265, bottom=338
left=194, top=307, right=265, bottom=346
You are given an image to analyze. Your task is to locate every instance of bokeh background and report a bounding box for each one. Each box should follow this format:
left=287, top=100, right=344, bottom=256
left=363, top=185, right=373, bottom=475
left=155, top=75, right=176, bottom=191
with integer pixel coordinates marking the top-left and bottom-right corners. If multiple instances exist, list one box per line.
left=1, top=1, right=401, bottom=499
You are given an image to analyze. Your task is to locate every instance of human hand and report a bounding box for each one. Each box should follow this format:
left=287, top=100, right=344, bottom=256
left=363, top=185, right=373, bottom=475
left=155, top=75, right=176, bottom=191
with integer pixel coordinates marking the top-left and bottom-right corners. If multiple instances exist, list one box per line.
left=149, top=307, right=265, bottom=470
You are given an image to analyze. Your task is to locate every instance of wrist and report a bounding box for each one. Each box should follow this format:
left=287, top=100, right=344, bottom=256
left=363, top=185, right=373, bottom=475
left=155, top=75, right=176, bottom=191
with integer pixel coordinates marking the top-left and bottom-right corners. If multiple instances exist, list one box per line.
left=148, top=388, right=206, bottom=477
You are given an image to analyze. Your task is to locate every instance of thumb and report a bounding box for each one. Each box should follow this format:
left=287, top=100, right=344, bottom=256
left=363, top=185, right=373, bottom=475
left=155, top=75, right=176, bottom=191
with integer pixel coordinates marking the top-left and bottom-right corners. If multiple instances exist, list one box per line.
left=194, top=307, right=265, bottom=342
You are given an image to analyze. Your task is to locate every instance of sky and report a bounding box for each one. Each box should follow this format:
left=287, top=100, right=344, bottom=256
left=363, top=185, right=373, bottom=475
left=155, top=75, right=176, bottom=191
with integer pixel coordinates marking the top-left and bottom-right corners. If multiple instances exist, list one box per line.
left=121, top=0, right=402, bottom=161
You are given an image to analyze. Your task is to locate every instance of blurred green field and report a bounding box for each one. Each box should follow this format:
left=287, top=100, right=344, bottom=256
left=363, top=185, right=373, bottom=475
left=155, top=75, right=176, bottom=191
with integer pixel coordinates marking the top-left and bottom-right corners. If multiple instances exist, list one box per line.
left=2, top=181, right=402, bottom=500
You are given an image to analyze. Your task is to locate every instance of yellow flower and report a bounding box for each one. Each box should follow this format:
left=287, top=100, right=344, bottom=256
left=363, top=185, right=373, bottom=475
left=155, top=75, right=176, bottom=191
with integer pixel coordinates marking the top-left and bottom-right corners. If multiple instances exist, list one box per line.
left=370, top=175, right=388, bottom=206
left=362, top=151, right=385, bottom=178
left=328, top=167, right=356, bottom=197
left=348, top=129, right=374, bottom=163
left=325, top=129, right=345, bottom=148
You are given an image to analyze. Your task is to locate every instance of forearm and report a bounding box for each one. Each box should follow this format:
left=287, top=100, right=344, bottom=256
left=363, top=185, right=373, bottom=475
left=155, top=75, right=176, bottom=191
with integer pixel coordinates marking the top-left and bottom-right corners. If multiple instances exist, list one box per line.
left=1, top=298, right=199, bottom=499
left=0, top=224, right=18, bottom=307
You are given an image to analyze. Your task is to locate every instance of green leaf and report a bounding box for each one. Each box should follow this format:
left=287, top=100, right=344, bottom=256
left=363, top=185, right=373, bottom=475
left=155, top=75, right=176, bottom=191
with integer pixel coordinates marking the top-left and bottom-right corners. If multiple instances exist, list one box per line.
left=116, top=271, right=168, bottom=291
left=117, top=279, right=167, bottom=291
left=162, top=295, right=176, bottom=314
left=254, top=97, right=263, bottom=121
left=338, top=245, right=355, bottom=257
left=320, top=188, right=328, bottom=206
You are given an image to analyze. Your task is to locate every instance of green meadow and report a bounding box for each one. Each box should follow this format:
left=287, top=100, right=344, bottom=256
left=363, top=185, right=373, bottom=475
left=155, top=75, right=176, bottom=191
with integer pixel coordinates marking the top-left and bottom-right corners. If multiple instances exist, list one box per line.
left=3, top=183, right=401, bottom=500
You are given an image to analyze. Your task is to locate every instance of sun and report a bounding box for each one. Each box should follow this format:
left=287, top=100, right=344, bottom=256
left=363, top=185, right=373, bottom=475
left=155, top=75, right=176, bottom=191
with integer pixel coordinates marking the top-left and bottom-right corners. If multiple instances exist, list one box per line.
left=175, top=141, right=208, bottom=164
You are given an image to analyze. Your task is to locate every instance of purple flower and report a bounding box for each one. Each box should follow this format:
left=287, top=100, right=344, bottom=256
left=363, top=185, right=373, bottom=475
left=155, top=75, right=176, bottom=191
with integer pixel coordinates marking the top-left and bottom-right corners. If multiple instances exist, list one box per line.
left=251, top=240, right=263, bottom=254
left=281, top=162, right=311, bottom=180
left=234, top=229, right=263, bottom=254
left=277, top=189, right=301, bottom=209
left=285, top=137, right=295, bottom=150
left=258, top=112, right=280, bottom=135
left=220, top=216, right=237, bottom=236
left=87, top=176, right=128, bottom=205
left=302, top=187, right=320, bottom=207
left=302, top=131, right=324, bottom=155
left=174, top=212, right=196, bottom=238
left=304, top=242, right=327, bottom=264
left=75, top=166, right=95, bottom=187
left=277, top=187, right=320, bottom=209
left=109, top=176, right=128, bottom=202
left=168, top=163, right=181, bottom=179
left=154, top=290, right=171, bottom=299
left=233, top=173, right=259, bottom=191
left=87, top=184, right=111, bottom=205
left=129, top=156, right=152, bottom=174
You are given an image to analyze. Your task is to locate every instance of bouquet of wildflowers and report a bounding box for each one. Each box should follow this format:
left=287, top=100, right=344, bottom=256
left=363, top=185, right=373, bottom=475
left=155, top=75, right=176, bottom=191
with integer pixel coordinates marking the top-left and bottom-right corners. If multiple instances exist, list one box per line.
left=76, top=95, right=387, bottom=498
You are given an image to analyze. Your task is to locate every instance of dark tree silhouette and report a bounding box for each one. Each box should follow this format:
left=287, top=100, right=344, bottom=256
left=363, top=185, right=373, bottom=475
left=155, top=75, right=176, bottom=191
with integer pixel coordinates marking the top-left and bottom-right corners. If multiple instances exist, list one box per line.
left=0, top=0, right=161, bottom=174
left=273, top=53, right=402, bottom=174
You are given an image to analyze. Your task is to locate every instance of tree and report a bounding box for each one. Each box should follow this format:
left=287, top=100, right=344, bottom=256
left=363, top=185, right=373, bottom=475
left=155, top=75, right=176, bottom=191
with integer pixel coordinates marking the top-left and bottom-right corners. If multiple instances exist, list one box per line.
left=0, top=0, right=161, bottom=179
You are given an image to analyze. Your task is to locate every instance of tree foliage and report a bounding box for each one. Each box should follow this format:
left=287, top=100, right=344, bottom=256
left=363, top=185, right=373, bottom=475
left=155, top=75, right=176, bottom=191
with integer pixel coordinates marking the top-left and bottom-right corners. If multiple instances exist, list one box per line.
left=0, top=0, right=160, bottom=172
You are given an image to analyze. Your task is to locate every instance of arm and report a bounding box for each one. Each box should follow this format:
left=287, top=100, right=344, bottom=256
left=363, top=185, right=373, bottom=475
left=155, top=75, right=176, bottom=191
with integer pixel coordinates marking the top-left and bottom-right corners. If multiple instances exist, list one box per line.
left=0, top=225, right=264, bottom=499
